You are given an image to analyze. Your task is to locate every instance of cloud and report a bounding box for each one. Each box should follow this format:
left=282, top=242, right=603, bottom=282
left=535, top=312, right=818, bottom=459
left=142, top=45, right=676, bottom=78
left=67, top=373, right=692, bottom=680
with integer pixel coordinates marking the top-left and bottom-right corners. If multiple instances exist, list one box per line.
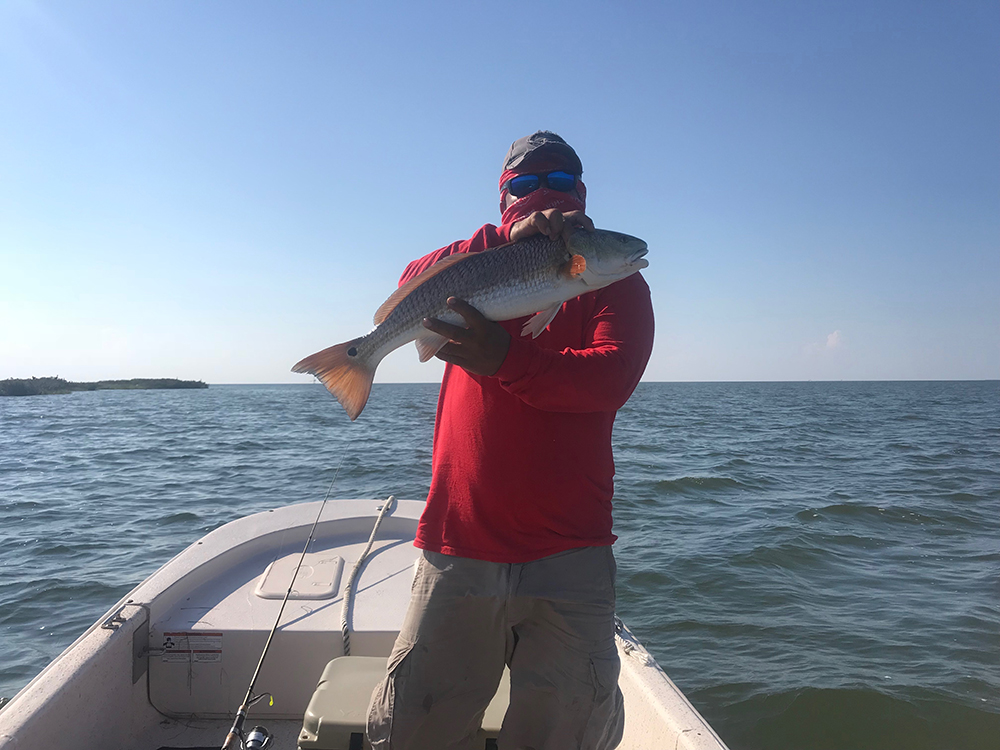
left=805, top=330, right=846, bottom=356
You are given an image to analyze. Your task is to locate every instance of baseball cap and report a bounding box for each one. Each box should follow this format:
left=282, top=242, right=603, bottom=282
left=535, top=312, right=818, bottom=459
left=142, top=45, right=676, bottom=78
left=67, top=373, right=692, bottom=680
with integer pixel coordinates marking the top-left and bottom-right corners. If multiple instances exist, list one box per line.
left=502, top=131, right=583, bottom=176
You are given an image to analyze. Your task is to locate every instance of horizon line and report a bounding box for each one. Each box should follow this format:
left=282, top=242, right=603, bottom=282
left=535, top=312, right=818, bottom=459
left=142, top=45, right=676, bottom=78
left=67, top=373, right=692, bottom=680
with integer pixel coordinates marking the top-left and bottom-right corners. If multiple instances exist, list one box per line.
left=208, top=378, right=1000, bottom=385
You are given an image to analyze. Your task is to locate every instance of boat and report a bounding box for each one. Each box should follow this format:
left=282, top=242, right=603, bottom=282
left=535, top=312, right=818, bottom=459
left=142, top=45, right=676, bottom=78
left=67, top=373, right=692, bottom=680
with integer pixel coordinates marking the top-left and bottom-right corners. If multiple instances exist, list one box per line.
left=0, top=497, right=730, bottom=749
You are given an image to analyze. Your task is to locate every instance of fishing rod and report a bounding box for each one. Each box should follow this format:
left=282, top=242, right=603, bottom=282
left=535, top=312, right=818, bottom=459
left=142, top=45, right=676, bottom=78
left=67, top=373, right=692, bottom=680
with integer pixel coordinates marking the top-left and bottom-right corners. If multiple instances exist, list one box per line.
left=221, top=459, right=345, bottom=750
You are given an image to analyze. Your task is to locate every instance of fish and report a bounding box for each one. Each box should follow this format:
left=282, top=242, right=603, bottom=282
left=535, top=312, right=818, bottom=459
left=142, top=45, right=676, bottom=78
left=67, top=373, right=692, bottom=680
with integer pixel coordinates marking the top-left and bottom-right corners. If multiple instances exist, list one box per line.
left=292, top=227, right=649, bottom=420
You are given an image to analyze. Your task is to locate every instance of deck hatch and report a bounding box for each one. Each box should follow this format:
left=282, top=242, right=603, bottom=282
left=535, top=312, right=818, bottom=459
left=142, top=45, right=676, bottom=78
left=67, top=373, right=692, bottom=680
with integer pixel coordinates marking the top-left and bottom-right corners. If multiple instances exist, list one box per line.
left=254, top=553, right=345, bottom=600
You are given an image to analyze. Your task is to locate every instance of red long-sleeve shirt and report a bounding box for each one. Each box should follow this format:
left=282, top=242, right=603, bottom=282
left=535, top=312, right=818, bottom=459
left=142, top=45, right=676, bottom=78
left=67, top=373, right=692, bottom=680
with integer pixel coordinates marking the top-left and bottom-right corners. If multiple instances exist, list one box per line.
left=403, top=223, right=654, bottom=563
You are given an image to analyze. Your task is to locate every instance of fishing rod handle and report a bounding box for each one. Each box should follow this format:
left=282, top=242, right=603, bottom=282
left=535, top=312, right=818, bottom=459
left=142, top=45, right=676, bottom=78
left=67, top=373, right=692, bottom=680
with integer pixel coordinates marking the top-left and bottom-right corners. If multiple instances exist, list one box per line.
left=221, top=705, right=248, bottom=750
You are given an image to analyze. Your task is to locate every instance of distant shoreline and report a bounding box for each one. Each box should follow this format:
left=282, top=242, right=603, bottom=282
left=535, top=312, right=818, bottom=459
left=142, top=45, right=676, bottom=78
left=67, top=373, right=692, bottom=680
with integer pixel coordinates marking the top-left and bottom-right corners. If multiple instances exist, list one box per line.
left=0, top=377, right=209, bottom=397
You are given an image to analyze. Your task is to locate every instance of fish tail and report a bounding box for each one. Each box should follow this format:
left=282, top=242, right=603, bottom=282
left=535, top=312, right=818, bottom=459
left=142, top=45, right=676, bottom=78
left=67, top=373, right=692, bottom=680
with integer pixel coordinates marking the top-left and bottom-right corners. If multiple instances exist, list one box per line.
left=291, top=338, right=375, bottom=421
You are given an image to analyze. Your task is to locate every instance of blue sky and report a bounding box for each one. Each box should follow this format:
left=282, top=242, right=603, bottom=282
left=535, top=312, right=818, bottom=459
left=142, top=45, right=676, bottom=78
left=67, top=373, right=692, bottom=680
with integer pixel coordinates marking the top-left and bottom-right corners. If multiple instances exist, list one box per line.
left=1, top=0, right=997, bottom=383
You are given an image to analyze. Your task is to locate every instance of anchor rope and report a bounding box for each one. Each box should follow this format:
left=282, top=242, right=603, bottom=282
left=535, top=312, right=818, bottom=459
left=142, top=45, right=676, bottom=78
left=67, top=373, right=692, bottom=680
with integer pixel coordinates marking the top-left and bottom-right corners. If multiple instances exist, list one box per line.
left=341, top=495, right=396, bottom=656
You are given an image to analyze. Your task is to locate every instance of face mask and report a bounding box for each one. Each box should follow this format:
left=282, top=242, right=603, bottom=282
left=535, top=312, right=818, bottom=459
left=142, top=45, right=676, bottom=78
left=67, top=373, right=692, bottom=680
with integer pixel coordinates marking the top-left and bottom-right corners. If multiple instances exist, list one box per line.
left=498, top=166, right=589, bottom=225
left=500, top=186, right=587, bottom=225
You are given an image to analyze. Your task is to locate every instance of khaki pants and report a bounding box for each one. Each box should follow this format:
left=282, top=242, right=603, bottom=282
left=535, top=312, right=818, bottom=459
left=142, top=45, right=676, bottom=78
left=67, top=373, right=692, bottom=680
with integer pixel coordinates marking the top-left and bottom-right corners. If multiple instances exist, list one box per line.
left=367, top=546, right=624, bottom=750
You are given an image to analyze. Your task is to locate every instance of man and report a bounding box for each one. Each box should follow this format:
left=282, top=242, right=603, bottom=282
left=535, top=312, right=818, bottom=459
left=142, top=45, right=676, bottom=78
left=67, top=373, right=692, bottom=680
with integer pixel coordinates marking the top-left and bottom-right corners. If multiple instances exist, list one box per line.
left=367, top=131, right=654, bottom=750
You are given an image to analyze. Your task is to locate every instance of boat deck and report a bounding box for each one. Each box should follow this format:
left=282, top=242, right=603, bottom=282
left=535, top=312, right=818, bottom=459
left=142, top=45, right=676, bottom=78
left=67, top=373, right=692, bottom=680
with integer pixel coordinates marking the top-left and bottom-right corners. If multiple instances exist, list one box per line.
left=0, top=499, right=729, bottom=750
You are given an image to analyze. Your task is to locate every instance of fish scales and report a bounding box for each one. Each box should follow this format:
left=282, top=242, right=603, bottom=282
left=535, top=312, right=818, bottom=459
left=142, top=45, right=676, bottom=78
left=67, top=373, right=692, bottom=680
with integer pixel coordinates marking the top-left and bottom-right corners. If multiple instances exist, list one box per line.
left=358, top=236, right=567, bottom=361
left=389, top=235, right=566, bottom=327
left=293, top=227, right=648, bottom=420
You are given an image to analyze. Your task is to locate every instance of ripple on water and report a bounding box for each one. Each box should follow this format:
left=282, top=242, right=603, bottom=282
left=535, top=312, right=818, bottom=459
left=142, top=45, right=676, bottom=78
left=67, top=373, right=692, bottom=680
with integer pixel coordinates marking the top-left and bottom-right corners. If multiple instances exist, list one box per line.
left=155, top=511, right=203, bottom=525
left=652, top=475, right=754, bottom=496
left=796, top=501, right=989, bottom=532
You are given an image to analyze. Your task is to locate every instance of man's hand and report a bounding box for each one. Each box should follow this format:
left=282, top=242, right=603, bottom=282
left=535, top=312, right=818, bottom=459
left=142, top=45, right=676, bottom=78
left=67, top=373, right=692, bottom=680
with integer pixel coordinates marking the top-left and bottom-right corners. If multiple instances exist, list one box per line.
left=510, top=209, right=595, bottom=244
left=423, top=297, right=511, bottom=376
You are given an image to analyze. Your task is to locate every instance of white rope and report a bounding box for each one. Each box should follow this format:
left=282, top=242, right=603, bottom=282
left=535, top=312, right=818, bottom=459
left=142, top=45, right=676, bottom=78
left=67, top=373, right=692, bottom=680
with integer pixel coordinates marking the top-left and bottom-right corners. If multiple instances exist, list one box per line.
left=341, top=495, right=396, bottom=656
left=615, top=614, right=653, bottom=665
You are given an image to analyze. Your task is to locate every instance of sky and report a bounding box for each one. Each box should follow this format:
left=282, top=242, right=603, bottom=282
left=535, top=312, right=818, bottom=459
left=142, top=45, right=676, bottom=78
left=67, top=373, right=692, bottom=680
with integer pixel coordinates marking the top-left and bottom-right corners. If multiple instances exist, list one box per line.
left=1, top=0, right=997, bottom=384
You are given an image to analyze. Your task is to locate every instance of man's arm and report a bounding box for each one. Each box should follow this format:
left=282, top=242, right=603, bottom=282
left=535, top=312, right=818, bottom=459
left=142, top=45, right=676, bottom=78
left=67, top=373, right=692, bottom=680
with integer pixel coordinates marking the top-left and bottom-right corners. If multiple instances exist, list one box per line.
left=494, top=274, right=654, bottom=412
left=428, top=274, right=654, bottom=411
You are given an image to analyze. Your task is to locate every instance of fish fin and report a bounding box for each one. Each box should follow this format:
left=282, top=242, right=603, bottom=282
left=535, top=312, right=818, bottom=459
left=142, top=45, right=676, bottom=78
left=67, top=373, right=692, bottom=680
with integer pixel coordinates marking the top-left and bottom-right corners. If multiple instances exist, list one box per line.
left=291, top=339, right=375, bottom=421
left=521, top=303, right=562, bottom=339
left=562, top=254, right=587, bottom=279
left=374, top=253, right=477, bottom=325
left=414, top=332, right=449, bottom=363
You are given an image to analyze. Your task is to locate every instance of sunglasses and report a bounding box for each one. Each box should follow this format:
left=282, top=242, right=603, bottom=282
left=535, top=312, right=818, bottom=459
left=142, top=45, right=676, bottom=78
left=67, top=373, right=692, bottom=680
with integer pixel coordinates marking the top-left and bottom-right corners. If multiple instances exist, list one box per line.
left=503, top=171, right=578, bottom=198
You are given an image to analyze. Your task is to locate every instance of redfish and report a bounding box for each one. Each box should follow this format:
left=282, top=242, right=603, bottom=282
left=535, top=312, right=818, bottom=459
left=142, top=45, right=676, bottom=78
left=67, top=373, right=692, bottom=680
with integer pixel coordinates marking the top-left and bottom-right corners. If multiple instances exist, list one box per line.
left=292, top=228, right=649, bottom=420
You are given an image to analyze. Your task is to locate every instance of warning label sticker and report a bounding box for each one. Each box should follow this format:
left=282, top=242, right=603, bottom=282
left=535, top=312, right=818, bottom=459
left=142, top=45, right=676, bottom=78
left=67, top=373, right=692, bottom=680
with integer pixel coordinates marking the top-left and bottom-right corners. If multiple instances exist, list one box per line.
left=161, top=632, right=223, bottom=663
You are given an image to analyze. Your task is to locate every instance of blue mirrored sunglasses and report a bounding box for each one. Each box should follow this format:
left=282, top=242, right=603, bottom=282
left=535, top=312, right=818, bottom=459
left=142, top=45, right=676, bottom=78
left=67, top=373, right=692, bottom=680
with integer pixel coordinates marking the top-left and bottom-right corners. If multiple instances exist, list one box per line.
left=504, top=171, right=578, bottom=198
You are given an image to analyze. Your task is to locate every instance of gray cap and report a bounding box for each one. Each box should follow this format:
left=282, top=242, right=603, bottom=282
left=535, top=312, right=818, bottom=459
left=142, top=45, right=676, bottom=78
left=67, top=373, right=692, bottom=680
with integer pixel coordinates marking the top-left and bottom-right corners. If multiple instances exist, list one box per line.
left=502, top=131, right=583, bottom=176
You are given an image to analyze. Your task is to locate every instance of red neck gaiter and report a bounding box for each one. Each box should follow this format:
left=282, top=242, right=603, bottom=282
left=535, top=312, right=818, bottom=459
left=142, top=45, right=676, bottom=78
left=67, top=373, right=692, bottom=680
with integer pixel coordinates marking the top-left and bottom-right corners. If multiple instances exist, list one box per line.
left=499, top=168, right=587, bottom=225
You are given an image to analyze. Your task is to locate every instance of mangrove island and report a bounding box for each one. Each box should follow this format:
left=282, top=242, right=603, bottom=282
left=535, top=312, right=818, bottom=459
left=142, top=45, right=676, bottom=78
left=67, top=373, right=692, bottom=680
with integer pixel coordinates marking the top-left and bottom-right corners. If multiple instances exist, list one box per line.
left=0, top=376, right=209, bottom=397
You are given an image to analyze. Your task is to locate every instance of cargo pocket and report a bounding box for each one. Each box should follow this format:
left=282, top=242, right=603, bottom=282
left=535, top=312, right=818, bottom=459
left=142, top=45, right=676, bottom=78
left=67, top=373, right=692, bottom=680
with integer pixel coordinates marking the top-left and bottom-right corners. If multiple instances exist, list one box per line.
left=583, top=646, right=625, bottom=750
left=589, top=645, right=620, bottom=701
left=410, top=555, right=423, bottom=592
left=366, top=641, right=416, bottom=749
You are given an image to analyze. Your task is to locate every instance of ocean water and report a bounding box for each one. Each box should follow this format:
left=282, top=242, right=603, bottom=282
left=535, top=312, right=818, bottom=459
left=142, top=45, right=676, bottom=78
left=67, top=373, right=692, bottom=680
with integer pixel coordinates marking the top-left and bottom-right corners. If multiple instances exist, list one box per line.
left=1, top=381, right=997, bottom=749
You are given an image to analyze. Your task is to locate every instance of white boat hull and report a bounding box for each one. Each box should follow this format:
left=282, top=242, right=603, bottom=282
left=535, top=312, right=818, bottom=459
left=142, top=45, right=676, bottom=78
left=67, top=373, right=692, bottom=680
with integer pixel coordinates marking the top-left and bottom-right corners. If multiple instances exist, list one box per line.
left=0, top=499, right=728, bottom=749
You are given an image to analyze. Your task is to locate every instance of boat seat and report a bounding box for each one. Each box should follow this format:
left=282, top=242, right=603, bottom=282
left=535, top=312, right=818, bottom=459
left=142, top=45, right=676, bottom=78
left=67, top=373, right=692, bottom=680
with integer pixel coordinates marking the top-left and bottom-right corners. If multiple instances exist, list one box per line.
left=298, top=656, right=510, bottom=750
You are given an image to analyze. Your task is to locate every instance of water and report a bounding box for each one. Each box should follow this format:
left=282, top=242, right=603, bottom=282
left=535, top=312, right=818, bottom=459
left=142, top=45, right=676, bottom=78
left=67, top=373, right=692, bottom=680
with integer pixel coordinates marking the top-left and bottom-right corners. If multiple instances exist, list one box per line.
left=1, top=381, right=998, bottom=749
